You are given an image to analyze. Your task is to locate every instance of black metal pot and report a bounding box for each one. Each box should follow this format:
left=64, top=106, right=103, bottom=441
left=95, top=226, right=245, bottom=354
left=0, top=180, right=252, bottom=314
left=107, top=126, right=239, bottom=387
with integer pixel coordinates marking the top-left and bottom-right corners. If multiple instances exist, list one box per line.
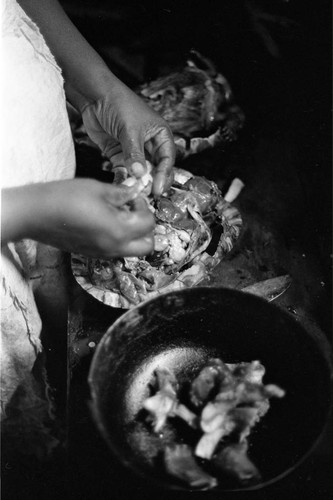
left=88, top=287, right=332, bottom=494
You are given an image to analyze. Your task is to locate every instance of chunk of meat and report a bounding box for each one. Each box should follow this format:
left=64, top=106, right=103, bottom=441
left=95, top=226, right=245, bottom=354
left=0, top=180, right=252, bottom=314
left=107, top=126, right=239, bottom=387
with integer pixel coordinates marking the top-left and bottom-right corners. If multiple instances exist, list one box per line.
left=156, top=198, right=186, bottom=224
left=193, top=361, right=285, bottom=460
left=195, top=424, right=236, bottom=460
left=212, top=442, right=261, bottom=483
left=190, top=358, right=234, bottom=407
left=143, top=369, right=197, bottom=432
left=184, top=176, right=221, bottom=214
left=226, top=360, right=266, bottom=384
left=228, top=406, right=263, bottom=442
left=143, top=369, right=178, bottom=433
left=141, top=359, right=285, bottom=489
left=164, top=444, right=218, bottom=490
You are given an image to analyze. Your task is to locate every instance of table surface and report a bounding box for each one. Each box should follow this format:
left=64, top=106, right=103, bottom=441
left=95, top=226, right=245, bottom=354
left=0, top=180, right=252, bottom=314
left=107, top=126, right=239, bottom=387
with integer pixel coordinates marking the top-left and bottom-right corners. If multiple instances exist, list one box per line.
left=2, top=111, right=332, bottom=500
left=3, top=125, right=331, bottom=500
left=64, top=136, right=332, bottom=499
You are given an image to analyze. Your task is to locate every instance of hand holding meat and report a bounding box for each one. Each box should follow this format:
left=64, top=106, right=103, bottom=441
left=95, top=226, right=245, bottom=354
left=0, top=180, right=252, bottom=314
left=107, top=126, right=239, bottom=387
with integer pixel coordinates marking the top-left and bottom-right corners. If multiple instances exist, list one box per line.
left=16, top=1, right=175, bottom=200
left=85, top=168, right=237, bottom=306
left=1, top=179, right=155, bottom=257
left=81, top=83, right=175, bottom=197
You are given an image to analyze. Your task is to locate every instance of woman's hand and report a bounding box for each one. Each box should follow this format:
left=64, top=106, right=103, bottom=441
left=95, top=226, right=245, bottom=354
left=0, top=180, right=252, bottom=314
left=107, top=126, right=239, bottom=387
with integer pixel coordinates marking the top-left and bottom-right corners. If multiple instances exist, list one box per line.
left=1, top=179, right=155, bottom=257
left=81, top=84, right=175, bottom=197
left=18, top=0, right=175, bottom=196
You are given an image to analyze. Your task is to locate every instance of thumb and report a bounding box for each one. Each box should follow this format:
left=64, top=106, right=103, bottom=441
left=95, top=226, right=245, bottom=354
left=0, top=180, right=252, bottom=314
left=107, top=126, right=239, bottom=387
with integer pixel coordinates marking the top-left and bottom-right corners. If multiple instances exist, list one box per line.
left=103, top=183, right=146, bottom=207
left=119, top=130, right=147, bottom=179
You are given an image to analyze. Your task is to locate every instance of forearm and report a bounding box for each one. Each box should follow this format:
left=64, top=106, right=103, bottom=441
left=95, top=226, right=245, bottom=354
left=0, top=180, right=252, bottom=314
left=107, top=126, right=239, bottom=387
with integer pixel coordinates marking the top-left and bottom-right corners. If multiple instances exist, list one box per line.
left=1, top=185, right=45, bottom=244
left=1, top=180, right=155, bottom=257
left=17, top=0, right=126, bottom=112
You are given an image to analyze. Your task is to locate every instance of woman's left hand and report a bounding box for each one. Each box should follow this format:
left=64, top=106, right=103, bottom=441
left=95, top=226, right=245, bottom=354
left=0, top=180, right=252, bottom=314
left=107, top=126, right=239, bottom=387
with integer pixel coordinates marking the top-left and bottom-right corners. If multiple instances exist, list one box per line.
left=81, top=85, right=175, bottom=197
left=19, top=0, right=175, bottom=195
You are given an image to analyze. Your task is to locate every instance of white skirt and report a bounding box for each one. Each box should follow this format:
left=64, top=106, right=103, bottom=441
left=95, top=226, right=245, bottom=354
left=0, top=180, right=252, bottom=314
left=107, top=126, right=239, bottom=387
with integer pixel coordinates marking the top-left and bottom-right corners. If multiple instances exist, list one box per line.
left=1, top=0, right=76, bottom=422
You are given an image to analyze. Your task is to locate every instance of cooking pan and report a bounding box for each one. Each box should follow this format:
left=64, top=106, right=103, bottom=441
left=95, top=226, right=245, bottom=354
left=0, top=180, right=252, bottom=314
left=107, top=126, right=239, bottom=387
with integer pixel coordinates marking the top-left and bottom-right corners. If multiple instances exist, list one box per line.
left=88, top=287, right=332, bottom=493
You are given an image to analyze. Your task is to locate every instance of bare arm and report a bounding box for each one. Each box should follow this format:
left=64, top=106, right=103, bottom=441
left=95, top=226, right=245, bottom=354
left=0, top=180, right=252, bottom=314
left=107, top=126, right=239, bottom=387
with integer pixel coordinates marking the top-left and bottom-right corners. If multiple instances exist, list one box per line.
left=1, top=186, right=38, bottom=244
left=1, top=181, right=154, bottom=257
left=18, top=0, right=118, bottom=112
left=18, top=0, right=175, bottom=195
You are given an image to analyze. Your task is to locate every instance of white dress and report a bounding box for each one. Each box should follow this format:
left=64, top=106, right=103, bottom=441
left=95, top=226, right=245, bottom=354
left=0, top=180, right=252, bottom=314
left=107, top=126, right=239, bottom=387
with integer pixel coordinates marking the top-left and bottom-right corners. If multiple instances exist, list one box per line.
left=1, top=0, right=75, bottom=431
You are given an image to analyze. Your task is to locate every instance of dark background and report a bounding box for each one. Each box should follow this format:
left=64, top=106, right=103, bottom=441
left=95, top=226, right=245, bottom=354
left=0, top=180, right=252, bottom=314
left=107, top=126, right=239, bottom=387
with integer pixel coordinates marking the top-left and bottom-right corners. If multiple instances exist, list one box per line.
left=62, top=0, right=332, bottom=284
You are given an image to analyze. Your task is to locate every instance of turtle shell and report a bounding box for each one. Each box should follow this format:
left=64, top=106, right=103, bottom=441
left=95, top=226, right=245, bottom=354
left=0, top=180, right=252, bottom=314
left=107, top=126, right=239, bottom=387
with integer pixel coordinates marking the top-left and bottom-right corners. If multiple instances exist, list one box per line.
left=71, top=168, right=242, bottom=308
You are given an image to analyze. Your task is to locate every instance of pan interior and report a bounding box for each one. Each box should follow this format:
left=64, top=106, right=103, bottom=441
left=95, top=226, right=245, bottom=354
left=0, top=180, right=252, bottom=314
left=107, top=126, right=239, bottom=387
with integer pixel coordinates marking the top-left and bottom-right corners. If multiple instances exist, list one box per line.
left=89, top=288, right=332, bottom=490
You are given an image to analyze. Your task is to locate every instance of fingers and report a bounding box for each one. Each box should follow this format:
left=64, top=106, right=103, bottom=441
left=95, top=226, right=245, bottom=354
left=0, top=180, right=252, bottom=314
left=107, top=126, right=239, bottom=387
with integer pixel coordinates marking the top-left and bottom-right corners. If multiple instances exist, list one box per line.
left=103, top=207, right=154, bottom=257
left=96, top=198, right=155, bottom=258
left=119, top=234, right=154, bottom=257
left=117, top=203, right=155, bottom=240
left=153, top=159, right=175, bottom=197
left=119, top=129, right=147, bottom=178
left=100, top=182, right=154, bottom=245
left=149, top=128, right=176, bottom=196
left=103, top=183, right=146, bottom=207
left=130, top=195, right=150, bottom=212
left=112, top=166, right=128, bottom=184
left=102, top=140, right=123, bottom=161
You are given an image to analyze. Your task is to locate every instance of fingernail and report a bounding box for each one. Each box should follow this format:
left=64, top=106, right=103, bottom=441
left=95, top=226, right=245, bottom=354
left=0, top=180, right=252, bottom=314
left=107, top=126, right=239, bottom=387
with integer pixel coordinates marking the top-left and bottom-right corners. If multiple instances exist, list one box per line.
left=130, top=162, right=146, bottom=178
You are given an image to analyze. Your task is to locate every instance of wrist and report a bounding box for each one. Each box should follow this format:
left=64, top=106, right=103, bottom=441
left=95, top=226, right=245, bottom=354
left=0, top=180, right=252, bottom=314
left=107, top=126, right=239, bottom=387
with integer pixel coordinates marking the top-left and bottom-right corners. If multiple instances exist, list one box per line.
left=71, top=69, right=130, bottom=115
left=1, top=184, right=49, bottom=244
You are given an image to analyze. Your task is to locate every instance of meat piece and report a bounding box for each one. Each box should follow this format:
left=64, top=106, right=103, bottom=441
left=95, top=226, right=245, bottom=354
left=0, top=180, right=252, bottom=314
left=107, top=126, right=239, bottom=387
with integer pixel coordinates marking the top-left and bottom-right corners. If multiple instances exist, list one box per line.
left=190, top=358, right=234, bottom=407
left=137, top=267, right=171, bottom=290
left=88, top=259, right=117, bottom=289
left=164, top=444, right=218, bottom=490
left=213, top=442, right=261, bottom=483
left=137, top=51, right=244, bottom=141
left=227, top=406, right=262, bottom=442
left=236, top=381, right=284, bottom=407
left=264, top=384, right=286, bottom=399
left=226, top=360, right=266, bottom=385
left=195, top=423, right=236, bottom=460
left=143, top=369, right=197, bottom=432
left=143, top=369, right=178, bottom=433
left=200, top=400, right=236, bottom=434
left=184, top=176, right=221, bottom=214
left=194, top=360, right=285, bottom=460
left=195, top=398, right=239, bottom=459
left=156, top=198, right=185, bottom=224
left=174, top=404, right=198, bottom=429
left=153, top=233, right=169, bottom=252
left=141, top=360, right=285, bottom=488
left=167, top=231, right=187, bottom=263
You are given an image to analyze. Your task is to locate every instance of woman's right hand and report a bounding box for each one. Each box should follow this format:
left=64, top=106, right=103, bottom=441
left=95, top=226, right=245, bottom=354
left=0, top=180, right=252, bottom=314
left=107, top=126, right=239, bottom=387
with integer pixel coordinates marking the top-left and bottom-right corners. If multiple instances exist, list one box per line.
left=1, top=179, right=155, bottom=257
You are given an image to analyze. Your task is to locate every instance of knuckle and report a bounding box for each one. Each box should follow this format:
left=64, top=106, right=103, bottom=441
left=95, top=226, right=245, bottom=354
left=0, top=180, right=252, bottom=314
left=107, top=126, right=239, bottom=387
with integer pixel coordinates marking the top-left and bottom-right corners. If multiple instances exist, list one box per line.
left=124, top=150, right=144, bottom=163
